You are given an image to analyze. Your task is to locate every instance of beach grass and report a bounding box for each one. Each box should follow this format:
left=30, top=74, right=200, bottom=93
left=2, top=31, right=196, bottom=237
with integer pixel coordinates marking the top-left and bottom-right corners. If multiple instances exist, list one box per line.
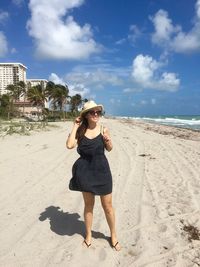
left=0, top=120, right=58, bottom=137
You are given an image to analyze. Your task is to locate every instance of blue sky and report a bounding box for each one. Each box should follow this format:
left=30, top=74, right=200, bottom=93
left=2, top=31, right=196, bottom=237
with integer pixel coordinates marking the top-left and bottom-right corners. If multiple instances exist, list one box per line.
left=0, top=0, right=200, bottom=116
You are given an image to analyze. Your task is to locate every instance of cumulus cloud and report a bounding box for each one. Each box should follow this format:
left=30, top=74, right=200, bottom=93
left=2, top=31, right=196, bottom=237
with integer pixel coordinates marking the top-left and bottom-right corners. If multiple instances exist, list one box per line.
left=132, top=54, right=180, bottom=91
left=49, top=73, right=65, bottom=85
left=151, top=0, right=200, bottom=53
left=0, top=31, right=8, bottom=57
left=68, top=83, right=90, bottom=97
left=49, top=73, right=89, bottom=97
left=27, top=0, right=100, bottom=60
left=0, top=11, right=9, bottom=23
left=132, top=54, right=161, bottom=85
left=151, top=10, right=179, bottom=45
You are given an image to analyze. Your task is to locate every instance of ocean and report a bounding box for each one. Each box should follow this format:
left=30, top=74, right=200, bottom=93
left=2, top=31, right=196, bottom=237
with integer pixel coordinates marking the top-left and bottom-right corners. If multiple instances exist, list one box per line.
left=118, top=115, right=200, bottom=131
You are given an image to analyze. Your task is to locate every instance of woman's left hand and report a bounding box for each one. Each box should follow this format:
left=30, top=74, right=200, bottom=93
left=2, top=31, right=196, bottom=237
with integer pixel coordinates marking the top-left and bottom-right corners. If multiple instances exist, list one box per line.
left=103, top=133, right=111, bottom=143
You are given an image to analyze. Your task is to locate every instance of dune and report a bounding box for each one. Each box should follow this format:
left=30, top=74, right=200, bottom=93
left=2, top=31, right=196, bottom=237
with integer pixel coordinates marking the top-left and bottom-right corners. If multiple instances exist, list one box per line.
left=0, top=118, right=200, bottom=266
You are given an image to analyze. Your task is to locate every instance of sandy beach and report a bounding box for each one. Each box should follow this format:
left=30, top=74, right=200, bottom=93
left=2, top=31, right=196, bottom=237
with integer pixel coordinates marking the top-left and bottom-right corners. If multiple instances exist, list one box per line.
left=0, top=118, right=200, bottom=267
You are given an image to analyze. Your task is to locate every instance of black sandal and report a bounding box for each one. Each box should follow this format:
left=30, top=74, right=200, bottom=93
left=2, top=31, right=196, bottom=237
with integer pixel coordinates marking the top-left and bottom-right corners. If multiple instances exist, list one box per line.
left=83, top=239, right=91, bottom=248
left=112, top=241, right=121, bottom=251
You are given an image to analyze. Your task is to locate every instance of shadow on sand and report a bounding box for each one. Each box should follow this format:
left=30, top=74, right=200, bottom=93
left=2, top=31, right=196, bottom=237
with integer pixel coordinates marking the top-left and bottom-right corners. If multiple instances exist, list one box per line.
left=39, top=206, right=110, bottom=242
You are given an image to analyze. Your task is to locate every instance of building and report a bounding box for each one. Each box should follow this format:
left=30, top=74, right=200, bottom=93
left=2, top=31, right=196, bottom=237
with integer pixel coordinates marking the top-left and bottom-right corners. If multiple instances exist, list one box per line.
left=26, top=79, right=48, bottom=90
left=0, top=63, right=27, bottom=95
left=26, top=79, right=49, bottom=108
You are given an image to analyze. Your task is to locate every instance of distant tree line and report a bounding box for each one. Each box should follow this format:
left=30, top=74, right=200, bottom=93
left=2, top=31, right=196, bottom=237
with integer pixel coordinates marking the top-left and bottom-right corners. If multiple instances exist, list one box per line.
left=0, top=81, right=87, bottom=121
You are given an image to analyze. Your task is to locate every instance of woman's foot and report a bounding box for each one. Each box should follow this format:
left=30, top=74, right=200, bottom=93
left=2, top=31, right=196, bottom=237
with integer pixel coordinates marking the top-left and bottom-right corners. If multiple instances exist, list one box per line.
left=82, top=234, right=92, bottom=248
left=111, top=238, right=121, bottom=251
left=83, top=239, right=91, bottom=248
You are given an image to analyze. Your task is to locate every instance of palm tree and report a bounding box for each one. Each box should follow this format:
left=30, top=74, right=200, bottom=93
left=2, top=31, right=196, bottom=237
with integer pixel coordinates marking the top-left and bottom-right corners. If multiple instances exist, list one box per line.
left=45, top=82, right=69, bottom=119
left=52, top=84, right=69, bottom=119
left=16, top=81, right=26, bottom=116
left=6, top=84, right=16, bottom=118
left=7, top=82, right=26, bottom=102
left=27, top=84, right=47, bottom=120
left=45, top=81, right=56, bottom=116
left=0, top=94, right=10, bottom=119
left=70, top=94, right=82, bottom=113
left=6, top=82, right=27, bottom=117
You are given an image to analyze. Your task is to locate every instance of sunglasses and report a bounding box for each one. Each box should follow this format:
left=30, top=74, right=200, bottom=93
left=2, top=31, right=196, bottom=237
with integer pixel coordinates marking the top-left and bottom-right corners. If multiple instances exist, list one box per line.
left=88, top=110, right=102, bottom=116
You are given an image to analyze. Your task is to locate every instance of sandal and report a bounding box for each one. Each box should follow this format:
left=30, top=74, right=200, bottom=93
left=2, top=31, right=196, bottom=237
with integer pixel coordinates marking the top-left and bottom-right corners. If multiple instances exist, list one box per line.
left=83, top=239, right=91, bottom=248
left=112, top=241, right=121, bottom=251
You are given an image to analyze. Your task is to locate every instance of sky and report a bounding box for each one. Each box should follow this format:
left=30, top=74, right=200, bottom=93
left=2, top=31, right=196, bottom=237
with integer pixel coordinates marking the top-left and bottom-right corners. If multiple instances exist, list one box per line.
left=0, top=0, right=200, bottom=116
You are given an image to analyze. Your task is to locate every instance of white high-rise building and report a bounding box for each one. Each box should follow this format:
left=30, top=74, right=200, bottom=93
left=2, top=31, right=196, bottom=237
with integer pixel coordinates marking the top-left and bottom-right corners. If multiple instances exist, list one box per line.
left=27, top=79, right=48, bottom=90
left=0, top=63, right=27, bottom=95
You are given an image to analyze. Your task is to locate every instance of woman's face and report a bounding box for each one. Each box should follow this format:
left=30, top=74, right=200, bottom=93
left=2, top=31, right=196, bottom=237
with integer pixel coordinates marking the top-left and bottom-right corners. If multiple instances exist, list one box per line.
left=85, top=108, right=102, bottom=123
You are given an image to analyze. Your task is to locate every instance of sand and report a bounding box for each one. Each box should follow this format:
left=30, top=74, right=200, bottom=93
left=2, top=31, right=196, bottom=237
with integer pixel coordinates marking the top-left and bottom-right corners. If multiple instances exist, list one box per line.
left=0, top=118, right=200, bottom=267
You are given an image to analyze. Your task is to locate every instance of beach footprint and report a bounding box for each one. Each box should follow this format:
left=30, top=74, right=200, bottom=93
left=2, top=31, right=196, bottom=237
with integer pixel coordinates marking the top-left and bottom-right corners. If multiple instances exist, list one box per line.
left=99, top=248, right=107, bottom=261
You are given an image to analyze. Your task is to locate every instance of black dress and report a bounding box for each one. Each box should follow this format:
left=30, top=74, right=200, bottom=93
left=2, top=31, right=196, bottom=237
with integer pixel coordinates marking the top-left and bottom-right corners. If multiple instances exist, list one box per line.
left=69, top=132, right=112, bottom=195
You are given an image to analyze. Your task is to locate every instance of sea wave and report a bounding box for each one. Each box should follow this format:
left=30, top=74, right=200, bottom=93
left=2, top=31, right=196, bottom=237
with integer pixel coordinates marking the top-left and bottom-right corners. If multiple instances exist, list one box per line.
left=118, top=116, right=200, bottom=130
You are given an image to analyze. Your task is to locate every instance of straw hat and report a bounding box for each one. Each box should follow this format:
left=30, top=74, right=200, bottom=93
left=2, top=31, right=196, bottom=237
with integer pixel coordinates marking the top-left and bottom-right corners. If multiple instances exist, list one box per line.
left=80, top=100, right=104, bottom=117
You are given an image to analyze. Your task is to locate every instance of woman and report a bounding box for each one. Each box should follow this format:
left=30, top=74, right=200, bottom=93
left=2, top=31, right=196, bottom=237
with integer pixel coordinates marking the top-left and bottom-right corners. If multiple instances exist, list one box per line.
left=66, top=100, right=121, bottom=251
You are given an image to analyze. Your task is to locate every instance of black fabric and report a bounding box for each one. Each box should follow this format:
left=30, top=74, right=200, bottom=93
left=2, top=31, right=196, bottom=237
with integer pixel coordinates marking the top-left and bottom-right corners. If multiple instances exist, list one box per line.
left=69, top=133, right=112, bottom=195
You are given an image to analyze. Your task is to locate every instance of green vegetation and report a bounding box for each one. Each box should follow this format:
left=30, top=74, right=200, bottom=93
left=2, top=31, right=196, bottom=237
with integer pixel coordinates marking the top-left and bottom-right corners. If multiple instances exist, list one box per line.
left=0, top=81, right=87, bottom=122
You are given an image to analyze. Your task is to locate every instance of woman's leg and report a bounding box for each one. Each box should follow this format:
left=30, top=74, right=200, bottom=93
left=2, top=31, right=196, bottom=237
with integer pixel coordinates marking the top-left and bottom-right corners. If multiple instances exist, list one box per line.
left=100, top=193, right=121, bottom=251
left=82, top=192, right=95, bottom=246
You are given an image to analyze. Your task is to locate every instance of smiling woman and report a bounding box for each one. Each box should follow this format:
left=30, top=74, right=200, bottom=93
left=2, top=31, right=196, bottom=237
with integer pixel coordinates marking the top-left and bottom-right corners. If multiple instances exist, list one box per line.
left=66, top=100, right=121, bottom=251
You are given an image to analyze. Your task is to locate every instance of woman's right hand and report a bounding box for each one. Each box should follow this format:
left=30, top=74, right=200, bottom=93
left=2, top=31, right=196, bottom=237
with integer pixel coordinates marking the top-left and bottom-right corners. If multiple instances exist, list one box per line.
left=74, top=116, right=82, bottom=127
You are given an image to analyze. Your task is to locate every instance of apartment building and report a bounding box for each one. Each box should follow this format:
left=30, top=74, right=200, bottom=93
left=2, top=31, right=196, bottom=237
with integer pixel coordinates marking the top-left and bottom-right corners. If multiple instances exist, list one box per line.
left=0, top=63, right=27, bottom=95
left=27, top=79, right=48, bottom=90
left=26, top=79, right=49, bottom=108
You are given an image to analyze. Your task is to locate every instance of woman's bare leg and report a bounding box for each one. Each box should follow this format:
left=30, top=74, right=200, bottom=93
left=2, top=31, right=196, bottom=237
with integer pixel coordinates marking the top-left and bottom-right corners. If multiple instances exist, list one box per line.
left=82, top=192, right=95, bottom=246
left=100, top=193, right=121, bottom=251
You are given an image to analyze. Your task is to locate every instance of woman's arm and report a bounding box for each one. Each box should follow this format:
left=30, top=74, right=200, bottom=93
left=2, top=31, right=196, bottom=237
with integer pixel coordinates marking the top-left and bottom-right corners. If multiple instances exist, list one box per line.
left=102, top=127, right=113, bottom=152
left=66, top=117, right=81, bottom=149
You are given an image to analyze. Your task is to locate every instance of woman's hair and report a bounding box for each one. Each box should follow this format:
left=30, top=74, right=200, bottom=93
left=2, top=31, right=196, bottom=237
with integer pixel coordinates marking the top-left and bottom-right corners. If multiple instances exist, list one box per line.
left=76, top=115, right=88, bottom=145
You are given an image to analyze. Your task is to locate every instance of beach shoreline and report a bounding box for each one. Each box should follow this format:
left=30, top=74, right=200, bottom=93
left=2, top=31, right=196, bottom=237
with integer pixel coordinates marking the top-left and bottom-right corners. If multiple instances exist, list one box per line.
left=0, top=118, right=200, bottom=266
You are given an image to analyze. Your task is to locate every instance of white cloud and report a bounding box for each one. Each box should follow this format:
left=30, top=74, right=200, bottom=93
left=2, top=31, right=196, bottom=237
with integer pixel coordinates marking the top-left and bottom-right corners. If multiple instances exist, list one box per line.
left=132, top=54, right=180, bottom=91
left=27, top=0, right=100, bottom=60
left=49, top=73, right=65, bottom=85
left=0, top=31, right=8, bottom=57
left=123, top=87, right=140, bottom=93
left=115, top=24, right=142, bottom=46
left=151, top=98, right=156, bottom=104
left=115, top=38, right=126, bottom=45
left=49, top=72, right=89, bottom=97
left=128, top=24, right=142, bottom=44
left=159, top=72, right=180, bottom=89
left=12, top=0, right=24, bottom=7
left=68, top=83, right=90, bottom=97
left=151, top=0, right=200, bottom=53
left=151, top=10, right=179, bottom=46
left=65, top=68, right=123, bottom=88
left=0, top=11, right=9, bottom=23
left=132, top=54, right=160, bottom=85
